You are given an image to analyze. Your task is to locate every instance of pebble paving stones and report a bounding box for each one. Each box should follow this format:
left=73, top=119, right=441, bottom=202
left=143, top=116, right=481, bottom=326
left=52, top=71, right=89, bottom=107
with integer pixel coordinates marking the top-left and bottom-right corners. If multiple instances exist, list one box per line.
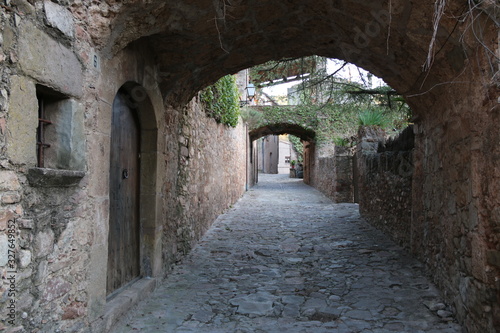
left=112, top=174, right=462, bottom=333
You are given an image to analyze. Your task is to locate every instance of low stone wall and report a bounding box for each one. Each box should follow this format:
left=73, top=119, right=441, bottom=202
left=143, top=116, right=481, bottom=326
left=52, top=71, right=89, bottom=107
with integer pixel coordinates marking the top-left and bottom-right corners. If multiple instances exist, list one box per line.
left=310, top=144, right=354, bottom=203
left=355, top=126, right=414, bottom=249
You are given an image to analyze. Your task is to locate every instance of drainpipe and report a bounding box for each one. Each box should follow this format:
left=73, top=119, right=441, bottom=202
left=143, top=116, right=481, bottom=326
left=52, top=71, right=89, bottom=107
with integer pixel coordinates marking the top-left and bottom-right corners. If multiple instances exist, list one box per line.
left=245, top=123, right=248, bottom=191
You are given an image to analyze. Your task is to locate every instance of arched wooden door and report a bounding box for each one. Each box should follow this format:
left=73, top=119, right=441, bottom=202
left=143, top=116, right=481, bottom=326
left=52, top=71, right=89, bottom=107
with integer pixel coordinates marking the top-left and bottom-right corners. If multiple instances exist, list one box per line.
left=107, top=90, right=141, bottom=296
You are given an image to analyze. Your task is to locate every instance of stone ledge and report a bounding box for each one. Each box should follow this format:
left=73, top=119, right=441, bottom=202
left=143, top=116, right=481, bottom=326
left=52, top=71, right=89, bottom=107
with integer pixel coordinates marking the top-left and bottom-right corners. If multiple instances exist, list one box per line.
left=102, top=278, right=157, bottom=332
left=27, top=168, right=85, bottom=187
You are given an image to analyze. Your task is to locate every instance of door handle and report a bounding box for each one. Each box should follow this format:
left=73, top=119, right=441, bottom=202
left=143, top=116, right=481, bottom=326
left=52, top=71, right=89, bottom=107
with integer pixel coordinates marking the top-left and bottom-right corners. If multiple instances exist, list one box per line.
left=122, top=169, right=129, bottom=179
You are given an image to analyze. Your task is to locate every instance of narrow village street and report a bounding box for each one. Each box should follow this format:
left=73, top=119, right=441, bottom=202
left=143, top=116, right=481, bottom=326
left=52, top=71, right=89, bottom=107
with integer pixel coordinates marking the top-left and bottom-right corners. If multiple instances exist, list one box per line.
left=112, top=174, right=462, bottom=333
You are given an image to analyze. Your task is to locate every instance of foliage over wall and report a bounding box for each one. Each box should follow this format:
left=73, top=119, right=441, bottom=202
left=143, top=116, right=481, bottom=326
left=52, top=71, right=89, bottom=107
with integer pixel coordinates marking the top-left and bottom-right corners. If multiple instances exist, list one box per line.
left=288, top=135, right=304, bottom=162
left=240, top=107, right=264, bottom=129
left=201, top=75, right=240, bottom=127
left=249, top=57, right=319, bottom=84
left=357, top=110, right=391, bottom=127
left=248, top=57, right=411, bottom=145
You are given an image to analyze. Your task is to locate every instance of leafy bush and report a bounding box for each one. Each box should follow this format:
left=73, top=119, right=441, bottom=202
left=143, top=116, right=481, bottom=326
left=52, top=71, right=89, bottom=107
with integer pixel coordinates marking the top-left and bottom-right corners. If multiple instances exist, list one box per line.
left=201, top=75, right=240, bottom=127
left=357, top=110, right=390, bottom=128
left=240, top=107, right=264, bottom=129
left=333, top=137, right=350, bottom=147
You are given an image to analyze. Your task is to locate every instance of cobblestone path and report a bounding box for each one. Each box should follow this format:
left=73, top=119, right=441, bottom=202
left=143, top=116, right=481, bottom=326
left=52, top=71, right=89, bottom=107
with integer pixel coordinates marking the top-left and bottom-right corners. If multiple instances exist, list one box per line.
left=112, top=174, right=461, bottom=333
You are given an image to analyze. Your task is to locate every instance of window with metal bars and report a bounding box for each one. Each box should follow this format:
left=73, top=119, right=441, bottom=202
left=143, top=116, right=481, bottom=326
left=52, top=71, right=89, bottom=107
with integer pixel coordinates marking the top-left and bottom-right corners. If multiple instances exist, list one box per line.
left=37, top=96, right=52, bottom=168
left=28, top=86, right=86, bottom=187
left=35, top=85, right=79, bottom=170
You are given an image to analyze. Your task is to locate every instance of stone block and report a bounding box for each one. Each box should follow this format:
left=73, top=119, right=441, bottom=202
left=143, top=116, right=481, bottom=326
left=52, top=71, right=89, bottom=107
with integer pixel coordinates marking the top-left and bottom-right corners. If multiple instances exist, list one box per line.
left=229, top=292, right=277, bottom=316
left=35, top=260, right=48, bottom=286
left=0, top=209, right=15, bottom=231
left=74, top=219, right=91, bottom=246
left=18, top=21, right=83, bottom=97
left=44, top=1, right=74, bottom=38
left=41, top=276, right=71, bottom=303
left=19, top=250, right=31, bottom=268
left=1, top=192, right=21, bottom=204
left=96, top=100, right=112, bottom=135
left=103, top=295, right=134, bottom=331
left=180, top=146, right=189, bottom=157
left=17, top=291, right=34, bottom=313
left=87, top=244, right=107, bottom=320
left=27, top=168, right=85, bottom=187
left=70, top=101, right=87, bottom=169
left=87, top=134, right=110, bottom=197
left=34, top=229, right=55, bottom=258
left=486, top=250, right=500, bottom=268
left=18, top=230, right=32, bottom=250
left=62, top=301, right=85, bottom=320
left=470, top=233, right=488, bottom=282
left=6, top=76, right=38, bottom=165
left=0, top=172, right=21, bottom=192
left=2, top=25, right=15, bottom=51
left=11, top=0, right=35, bottom=16
left=0, top=234, right=9, bottom=266
left=17, top=219, right=33, bottom=230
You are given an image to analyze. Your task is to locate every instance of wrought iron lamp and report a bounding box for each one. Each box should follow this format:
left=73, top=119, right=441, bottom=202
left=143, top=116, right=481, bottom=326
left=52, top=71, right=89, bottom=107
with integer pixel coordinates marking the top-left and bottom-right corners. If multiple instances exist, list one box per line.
left=241, top=83, right=256, bottom=106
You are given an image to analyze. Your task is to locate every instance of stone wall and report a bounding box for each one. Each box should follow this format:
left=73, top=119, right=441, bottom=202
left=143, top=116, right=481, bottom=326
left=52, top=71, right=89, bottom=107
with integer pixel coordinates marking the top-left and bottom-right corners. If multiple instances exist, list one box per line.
left=0, top=3, right=247, bottom=332
left=309, top=144, right=354, bottom=203
left=354, top=87, right=500, bottom=333
left=163, top=99, right=247, bottom=263
left=355, top=126, right=414, bottom=249
left=410, top=80, right=500, bottom=333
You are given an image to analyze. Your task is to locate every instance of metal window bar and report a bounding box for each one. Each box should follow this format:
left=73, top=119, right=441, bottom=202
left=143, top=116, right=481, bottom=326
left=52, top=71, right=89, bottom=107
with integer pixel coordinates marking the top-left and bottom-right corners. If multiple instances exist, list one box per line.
left=37, top=98, right=52, bottom=168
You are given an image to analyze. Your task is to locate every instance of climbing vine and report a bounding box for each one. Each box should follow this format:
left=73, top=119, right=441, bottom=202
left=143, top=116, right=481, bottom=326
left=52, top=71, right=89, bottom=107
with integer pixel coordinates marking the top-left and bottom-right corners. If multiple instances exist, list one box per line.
left=288, top=135, right=304, bottom=163
left=201, top=75, right=240, bottom=127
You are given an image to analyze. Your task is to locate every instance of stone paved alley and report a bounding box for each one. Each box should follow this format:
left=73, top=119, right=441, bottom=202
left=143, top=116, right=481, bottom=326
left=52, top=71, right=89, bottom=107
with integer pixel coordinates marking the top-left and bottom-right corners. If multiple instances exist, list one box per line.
left=112, top=174, right=462, bottom=333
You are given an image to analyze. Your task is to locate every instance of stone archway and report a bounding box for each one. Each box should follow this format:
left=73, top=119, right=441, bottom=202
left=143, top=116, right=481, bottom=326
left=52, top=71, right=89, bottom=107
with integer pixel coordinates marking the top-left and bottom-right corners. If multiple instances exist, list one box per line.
left=249, top=123, right=316, bottom=185
left=249, top=123, right=316, bottom=143
left=83, top=1, right=498, bottom=108
left=73, top=1, right=498, bottom=331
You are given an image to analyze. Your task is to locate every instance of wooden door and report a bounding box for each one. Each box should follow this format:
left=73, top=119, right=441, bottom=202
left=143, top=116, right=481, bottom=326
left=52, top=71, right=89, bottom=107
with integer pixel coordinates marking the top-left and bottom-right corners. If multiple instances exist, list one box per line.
left=107, top=91, right=141, bottom=296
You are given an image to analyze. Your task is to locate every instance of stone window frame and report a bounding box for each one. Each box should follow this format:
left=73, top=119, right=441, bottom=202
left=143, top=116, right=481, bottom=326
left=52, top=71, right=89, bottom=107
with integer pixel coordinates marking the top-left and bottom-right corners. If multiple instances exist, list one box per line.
left=27, top=85, right=86, bottom=187
left=35, top=86, right=65, bottom=168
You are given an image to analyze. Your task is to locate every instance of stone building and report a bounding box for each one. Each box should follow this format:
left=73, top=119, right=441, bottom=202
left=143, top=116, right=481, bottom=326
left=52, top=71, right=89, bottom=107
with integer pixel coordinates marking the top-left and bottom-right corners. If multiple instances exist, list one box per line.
left=0, top=2, right=250, bottom=332
left=257, top=135, right=279, bottom=174
left=0, top=1, right=498, bottom=332
left=277, top=136, right=297, bottom=175
left=256, top=134, right=297, bottom=175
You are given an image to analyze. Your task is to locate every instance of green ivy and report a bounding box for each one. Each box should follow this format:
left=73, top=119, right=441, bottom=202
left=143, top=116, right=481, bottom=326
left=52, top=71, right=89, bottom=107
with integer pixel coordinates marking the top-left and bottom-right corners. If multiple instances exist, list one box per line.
left=288, top=135, right=304, bottom=162
left=201, top=75, right=240, bottom=127
left=240, top=107, right=264, bottom=128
